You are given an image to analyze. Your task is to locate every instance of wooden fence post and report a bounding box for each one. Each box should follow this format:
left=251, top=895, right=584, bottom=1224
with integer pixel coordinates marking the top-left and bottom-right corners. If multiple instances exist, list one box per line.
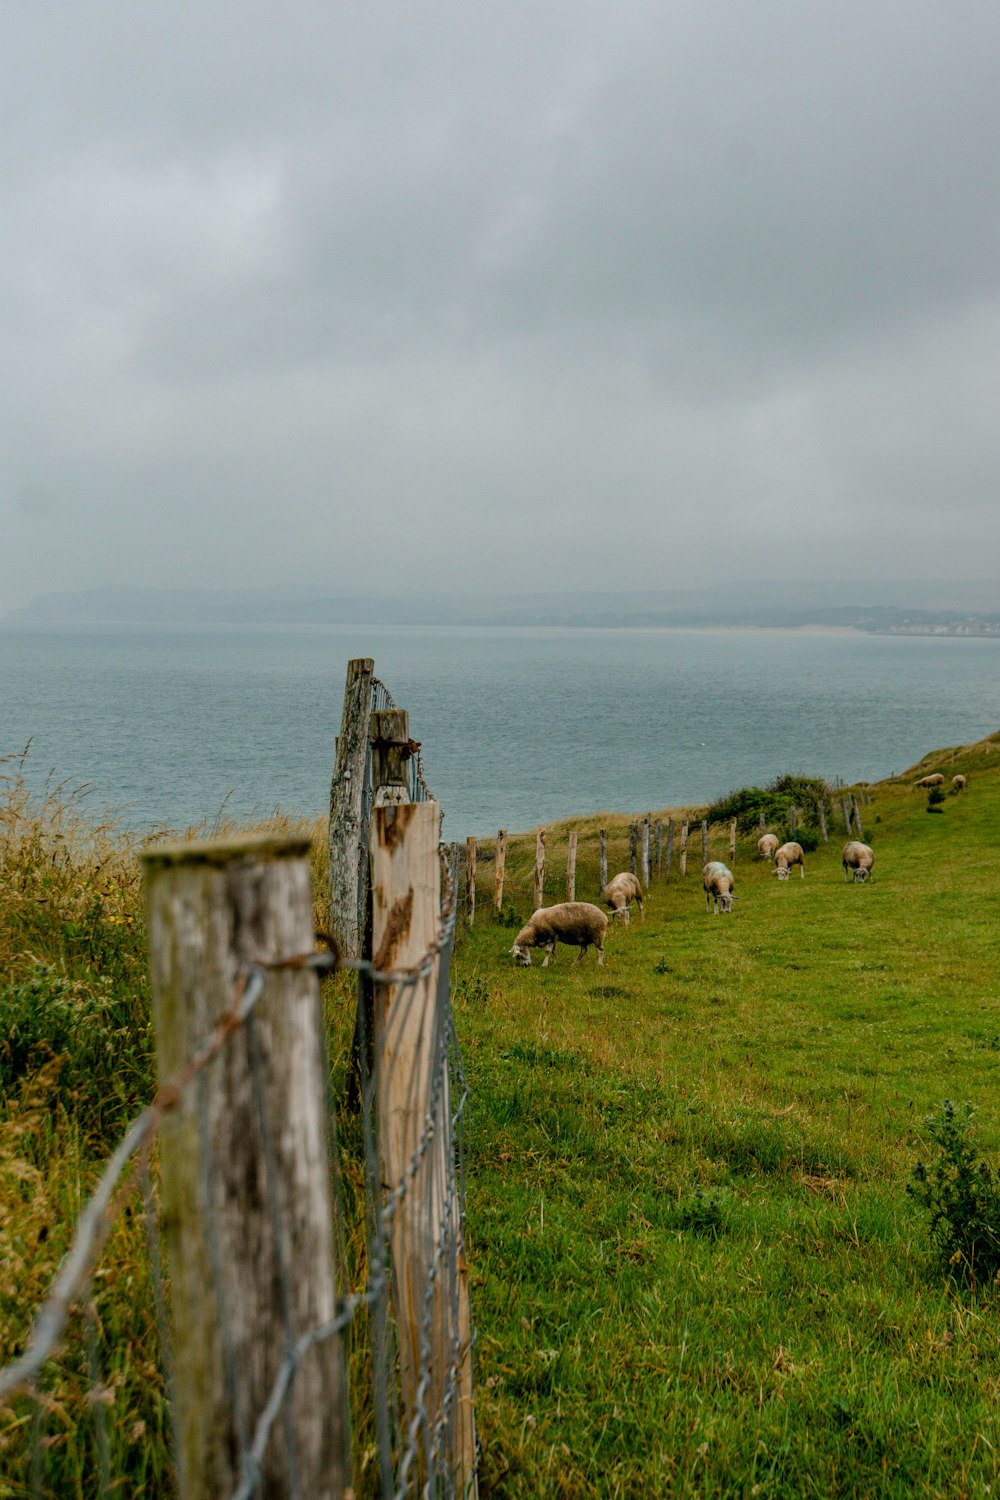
left=371, top=803, right=478, bottom=1500
left=818, top=800, right=829, bottom=843
left=852, top=795, right=865, bottom=840
left=641, top=817, right=651, bottom=888
left=655, top=819, right=663, bottom=877
left=494, top=829, right=507, bottom=916
left=701, top=819, right=708, bottom=865
left=841, top=799, right=852, bottom=833
left=759, top=812, right=766, bottom=835
left=665, top=819, right=674, bottom=877
left=371, top=709, right=412, bottom=805
left=534, top=829, right=546, bottom=911
left=629, top=823, right=638, bottom=876
left=466, top=836, right=476, bottom=925
left=143, top=834, right=350, bottom=1500
left=679, top=821, right=689, bottom=877
left=328, top=656, right=374, bottom=959
left=789, top=805, right=798, bottom=836
left=599, top=829, right=608, bottom=891
left=566, top=831, right=577, bottom=902
left=729, top=817, right=737, bottom=863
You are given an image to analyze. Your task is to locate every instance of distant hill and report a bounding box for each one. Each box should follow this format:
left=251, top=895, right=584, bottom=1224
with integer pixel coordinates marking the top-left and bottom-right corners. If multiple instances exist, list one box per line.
left=5, top=582, right=1000, bottom=635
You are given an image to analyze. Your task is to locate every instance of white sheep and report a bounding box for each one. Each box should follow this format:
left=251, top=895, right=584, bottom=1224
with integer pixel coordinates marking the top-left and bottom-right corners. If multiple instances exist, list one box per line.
left=774, top=841, right=805, bottom=880
left=602, top=871, right=644, bottom=926
left=952, top=774, right=967, bottom=792
left=758, top=833, right=779, bottom=861
left=842, top=840, right=875, bottom=882
left=510, top=902, right=608, bottom=967
left=915, top=773, right=945, bottom=789
left=703, top=861, right=735, bottom=913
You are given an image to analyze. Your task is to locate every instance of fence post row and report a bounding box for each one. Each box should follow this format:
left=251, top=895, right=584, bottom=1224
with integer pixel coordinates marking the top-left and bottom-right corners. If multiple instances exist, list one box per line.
left=142, top=834, right=350, bottom=1500
left=370, top=799, right=479, bottom=1499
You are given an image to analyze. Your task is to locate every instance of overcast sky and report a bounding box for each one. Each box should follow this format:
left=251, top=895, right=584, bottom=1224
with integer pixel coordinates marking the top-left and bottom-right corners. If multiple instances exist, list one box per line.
left=3, top=1, right=999, bottom=610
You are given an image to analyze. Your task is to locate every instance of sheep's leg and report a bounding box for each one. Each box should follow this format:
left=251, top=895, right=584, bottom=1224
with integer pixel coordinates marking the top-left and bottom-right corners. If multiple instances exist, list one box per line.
left=622, top=907, right=630, bottom=928
left=572, top=944, right=588, bottom=966
left=799, top=864, right=805, bottom=879
left=596, top=943, right=605, bottom=966
left=637, top=898, right=645, bottom=922
left=541, top=941, right=556, bottom=967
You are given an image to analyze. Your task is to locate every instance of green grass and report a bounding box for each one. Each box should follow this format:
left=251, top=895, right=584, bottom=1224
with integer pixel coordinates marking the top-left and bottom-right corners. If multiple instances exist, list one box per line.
left=3, top=737, right=1000, bottom=1496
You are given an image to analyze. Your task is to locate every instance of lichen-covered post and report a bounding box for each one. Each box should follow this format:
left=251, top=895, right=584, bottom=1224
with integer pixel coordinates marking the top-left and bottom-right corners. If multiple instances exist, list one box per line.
left=566, top=830, right=577, bottom=902
left=328, top=656, right=374, bottom=959
left=729, top=817, right=737, bottom=863
left=628, top=822, right=638, bottom=876
left=852, top=795, right=865, bottom=840
left=599, top=829, right=608, bottom=890
left=841, top=799, right=852, bottom=834
left=534, top=829, right=546, bottom=912
left=641, top=817, right=651, bottom=888
left=818, top=799, right=829, bottom=843
left=679, top=821, right=689, bottom=877
left=142, top=834, right=350, bottom=1500
left=371, top=803, right=478, bottom=1499
left=494, top=829, right=507, bottom=915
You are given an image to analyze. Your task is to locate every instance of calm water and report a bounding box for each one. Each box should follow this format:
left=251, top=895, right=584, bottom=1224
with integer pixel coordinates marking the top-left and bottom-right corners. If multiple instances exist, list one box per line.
left=2, top=624, right=999, bottom=839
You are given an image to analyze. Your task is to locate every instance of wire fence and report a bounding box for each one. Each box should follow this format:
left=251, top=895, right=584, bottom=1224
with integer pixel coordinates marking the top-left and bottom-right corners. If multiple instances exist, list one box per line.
left=0, top=669, right=476, bottom=1500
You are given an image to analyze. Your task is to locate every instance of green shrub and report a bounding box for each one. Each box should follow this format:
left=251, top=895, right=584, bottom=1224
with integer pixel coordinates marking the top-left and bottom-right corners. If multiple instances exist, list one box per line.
left=793, top=828, right=820, bottom=853
left=705, top=772, right=831, bottom=834
left=907, top=1101, right=1000, bottom=1284
left=927, top=786, right=946, bottom=813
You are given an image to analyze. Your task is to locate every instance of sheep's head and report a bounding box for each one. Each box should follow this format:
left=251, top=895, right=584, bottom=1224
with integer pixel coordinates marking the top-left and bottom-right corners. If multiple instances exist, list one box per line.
left=719, top=890, right=735, bottom=911
left=510, top=939, right=532, bottom=965
left=853, top=867, right=870, bottom=883
left=774, top=864, right=790, bottom=880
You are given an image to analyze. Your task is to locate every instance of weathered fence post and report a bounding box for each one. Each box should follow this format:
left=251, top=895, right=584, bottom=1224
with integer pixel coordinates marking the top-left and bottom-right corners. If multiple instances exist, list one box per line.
left=371, top=802, right=478, bottom=1499
left=841, top=799, right=852, bottom=833
left=789, top=805, right=798, bottom=837
left=641, top=817, right=651, bottom=888
left=852, top=795, right=865, bottom=840
left=329, top=656, right=374, bottom=959
left=143, top=834, right=350, bottom=1500
left=759, top=812, right=766, bottom=835
left=534, top=829, right=546, bottom=911
left=818, top=800, right=829, bottom=843
left=599, top=829, right=608, bottom=891
left=665, top=819, right=674, bottom=877
left=494, top=829, right=507, bottom=915
left=701, top=819, right=708, bottom=865
left=729, top=817, right=737, bottom=863
left=566, top=831, right=577, bottom=902
left=655, top=819, right=663, bottom=877
left=679, top=821, right=689, bottom=877
left=466, top=836, right=477, bottom=925
left=629, top=822, right=638, bottom=876
left=371, top=708, right=412, bottom=805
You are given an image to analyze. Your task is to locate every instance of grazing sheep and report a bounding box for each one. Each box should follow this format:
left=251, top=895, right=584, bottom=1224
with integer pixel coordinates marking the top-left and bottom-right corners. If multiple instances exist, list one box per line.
left=773, top=841, right=805, bottom=880
left=915, top=773, right=945, bottom=789
left=602, top=871, right=644, bottom=926
left=758, top=833, right=779, bottom=861
left=842, top=840, right=875, bottom=883
left=953, top=774, right=967, bottom=792
left=511, top=902, right=608, bottom=967
left=703, top=861, right=735, bottom=913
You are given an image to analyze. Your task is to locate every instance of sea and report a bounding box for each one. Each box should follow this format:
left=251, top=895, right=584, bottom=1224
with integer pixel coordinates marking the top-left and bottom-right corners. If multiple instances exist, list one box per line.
left=2, top=623, right=999, bottom=841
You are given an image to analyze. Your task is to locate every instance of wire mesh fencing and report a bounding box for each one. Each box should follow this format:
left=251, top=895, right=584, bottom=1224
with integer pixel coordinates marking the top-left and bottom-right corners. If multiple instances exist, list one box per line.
left=0, top=672, right=477, bottom=1500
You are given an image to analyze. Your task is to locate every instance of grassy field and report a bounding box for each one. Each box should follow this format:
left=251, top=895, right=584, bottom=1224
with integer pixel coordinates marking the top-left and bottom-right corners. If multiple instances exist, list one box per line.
left=2, top=736, right=1000, bottom=1496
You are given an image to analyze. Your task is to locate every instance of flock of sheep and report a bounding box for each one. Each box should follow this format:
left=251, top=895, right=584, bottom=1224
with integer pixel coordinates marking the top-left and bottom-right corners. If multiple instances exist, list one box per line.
left=509, top=771, right=968, bottom=968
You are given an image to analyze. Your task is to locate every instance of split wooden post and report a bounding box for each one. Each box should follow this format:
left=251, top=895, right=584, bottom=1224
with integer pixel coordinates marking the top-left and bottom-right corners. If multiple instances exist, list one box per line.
left=818, top=800, right=829, bottom=843
left=371, top=709, right=412, bottom=806
left=852, top=795, right=865, bottom=840
left=599, top=829, right=608, bottom=891
left=328, top=656, right=374, bottom=959
left=566, top=831, right=577, bottom=902
left=466, top=836, right=477, bottom=925
left=641, top=817, right=651, bottom=888
left=665, top=819, right=674, bottom=877
left=654, top=819, right=663, bottom=877
left=701, top=819, right=708, bottom=865
left=629, top=822, right=638, bottom=876
left=679, top=821, right=689, bottom=877
left=729, top=817, right=737, bottom=863
left=370, top=803, right=478, bottom=1500
left=534, top=829, right=546, bottom=912
left=841, top=799, right=852, bottom=834
left=494, top=829, right=507, bottom=916
left=143, top=834, right=350, bottom=1500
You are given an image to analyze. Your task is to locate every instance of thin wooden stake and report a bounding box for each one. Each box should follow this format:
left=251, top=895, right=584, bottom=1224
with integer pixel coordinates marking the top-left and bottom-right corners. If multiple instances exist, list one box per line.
left=494, top=830, right=507, bottom=916
left=679, top=821, right=689, bottom=877
left=701, top=819, right=708, bottom=865
left=729, top=817, right=737, bottom=863
left=654, top=819, right=663, bottom=877
left=534, top=829, right=546, bottom=912
left=629, top=823, right=638, bottom=876
left=328, top=657, right=374, bottom=960
left=641, top=817, right=651, bottom=888
left=465, top=836, right=476, bottom=926
left=852, top=795, right=865, bottom=840
left=818, top=800, right=828, bottom=843
left=566, top=831, right=577, bottom=902
left=599, top=830, right=608, bottom=891
left=666, top=819, right=674, bottom=877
